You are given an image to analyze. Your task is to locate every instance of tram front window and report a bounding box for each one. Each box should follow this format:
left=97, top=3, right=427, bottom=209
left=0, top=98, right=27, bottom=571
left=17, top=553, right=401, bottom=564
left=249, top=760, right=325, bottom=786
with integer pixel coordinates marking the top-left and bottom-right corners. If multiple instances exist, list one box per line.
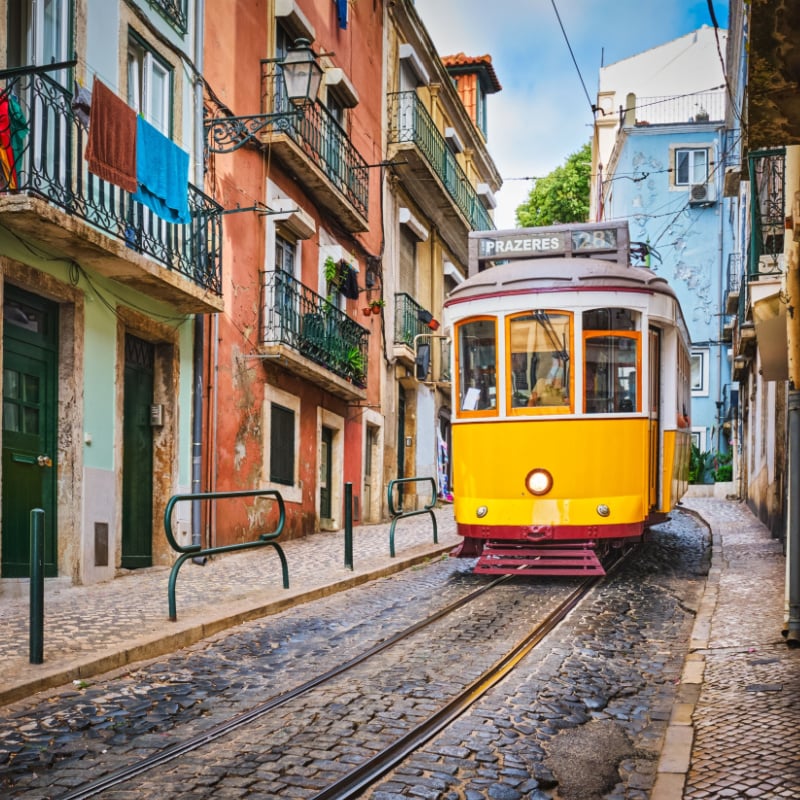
left=584, top=335, right=639, bottom=414
left=457, top=318, right=498, bottom=412
left=508, top=312, right=571, bottom=409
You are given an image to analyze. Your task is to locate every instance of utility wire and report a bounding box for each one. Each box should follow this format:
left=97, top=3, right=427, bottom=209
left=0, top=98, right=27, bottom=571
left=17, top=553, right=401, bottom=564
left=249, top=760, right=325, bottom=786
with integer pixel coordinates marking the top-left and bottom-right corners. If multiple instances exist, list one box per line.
left=550, top=0, right=597, bottom=116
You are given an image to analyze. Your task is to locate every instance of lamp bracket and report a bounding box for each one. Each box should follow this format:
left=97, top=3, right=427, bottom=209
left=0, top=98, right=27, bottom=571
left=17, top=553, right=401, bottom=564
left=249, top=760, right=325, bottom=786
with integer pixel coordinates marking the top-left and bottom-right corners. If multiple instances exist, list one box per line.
left=204, top=110, right=301, bottom=154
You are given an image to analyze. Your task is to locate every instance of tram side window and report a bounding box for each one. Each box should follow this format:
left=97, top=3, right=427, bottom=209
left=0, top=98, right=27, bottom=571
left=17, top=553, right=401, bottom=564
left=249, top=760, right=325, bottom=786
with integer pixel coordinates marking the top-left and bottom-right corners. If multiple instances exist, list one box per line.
left=457, top=319, right=498, bottom=412
left=584, top=335, right=639, bottom=414
left=508, top=312, right=570, bottom=409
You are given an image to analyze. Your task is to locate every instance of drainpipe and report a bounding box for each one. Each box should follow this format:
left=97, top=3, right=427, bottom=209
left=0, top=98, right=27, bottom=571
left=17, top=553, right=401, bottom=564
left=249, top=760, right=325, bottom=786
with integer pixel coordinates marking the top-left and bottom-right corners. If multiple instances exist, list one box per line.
left=786, top=245, right=800, bottom=646
left=192, top=0, right=207, bottom=559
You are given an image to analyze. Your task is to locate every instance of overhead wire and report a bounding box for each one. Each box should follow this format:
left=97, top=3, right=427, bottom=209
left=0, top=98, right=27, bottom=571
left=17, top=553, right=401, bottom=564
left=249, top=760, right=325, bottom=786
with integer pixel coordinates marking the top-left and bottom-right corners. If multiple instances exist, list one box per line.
left=549, top=0, right=597, bottom=117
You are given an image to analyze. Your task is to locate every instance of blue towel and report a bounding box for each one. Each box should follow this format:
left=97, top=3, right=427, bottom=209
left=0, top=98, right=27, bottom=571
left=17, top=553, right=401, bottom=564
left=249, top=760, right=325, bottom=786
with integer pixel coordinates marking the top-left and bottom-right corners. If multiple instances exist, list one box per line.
left=132, top=116, right=190, bottom=224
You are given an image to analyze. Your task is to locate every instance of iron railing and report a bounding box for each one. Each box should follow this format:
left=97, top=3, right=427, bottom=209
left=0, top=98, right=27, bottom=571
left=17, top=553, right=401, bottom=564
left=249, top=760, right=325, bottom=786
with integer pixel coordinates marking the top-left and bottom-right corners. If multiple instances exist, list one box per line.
left=727, top=252, right=742, bottom=295
left=630, top=90, right=726, bottom=125
left=388, top=92, right=494, bottom=232
left=145, top=0, right=187, bottom=33
left=1, top=69, right=222, bottom=294
left=261, top=65, right=369, bottom=219
left=262, top=270, right=369, bottom=386
left=394, top=292, right=431, bottom=348
left=748, top=148, right=785, bottom=279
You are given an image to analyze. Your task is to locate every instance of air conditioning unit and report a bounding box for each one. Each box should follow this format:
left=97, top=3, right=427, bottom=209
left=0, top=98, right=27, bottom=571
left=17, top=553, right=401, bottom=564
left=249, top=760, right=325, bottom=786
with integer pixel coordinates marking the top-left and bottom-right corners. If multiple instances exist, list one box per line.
left=689, top=181, right=716, bottom=205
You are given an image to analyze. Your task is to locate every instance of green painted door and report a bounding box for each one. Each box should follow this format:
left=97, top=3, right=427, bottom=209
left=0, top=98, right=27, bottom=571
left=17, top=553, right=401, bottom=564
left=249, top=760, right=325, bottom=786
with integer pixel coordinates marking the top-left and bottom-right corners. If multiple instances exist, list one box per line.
left=2, top=287, right=58, bottom=578
left=320, top=426, right=333, bottom=519
left=121, top=334, right=154, bottom=569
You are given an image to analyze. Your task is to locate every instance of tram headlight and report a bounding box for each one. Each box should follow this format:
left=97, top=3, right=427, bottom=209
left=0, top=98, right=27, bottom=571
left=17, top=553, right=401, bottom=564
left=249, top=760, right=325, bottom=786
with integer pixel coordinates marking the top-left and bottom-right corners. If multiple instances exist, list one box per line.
left=525, top=468, right=553, bottom=496
left=476, top=505, right=489, bottom=518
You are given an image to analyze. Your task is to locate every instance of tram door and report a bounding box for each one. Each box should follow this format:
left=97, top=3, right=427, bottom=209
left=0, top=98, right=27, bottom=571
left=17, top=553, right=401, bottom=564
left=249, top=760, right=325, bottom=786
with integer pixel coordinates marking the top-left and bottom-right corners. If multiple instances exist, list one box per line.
left=648, top=328, right=661, bottom=509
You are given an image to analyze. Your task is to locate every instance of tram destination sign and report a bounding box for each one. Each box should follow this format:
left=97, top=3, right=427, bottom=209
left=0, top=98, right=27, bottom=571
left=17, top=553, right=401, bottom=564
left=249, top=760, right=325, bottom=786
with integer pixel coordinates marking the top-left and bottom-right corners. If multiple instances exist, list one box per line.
left=469, top=222, right=629, bottom=275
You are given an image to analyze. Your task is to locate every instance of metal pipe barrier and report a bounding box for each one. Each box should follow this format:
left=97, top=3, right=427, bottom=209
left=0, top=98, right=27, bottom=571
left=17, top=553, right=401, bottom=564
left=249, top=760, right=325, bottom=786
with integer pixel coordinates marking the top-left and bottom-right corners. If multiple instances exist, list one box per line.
left=386, top=477, right=439, bottom=557
left=29, top=508, right=45, bottom=664
left=164, top=489, right=289, bottom=621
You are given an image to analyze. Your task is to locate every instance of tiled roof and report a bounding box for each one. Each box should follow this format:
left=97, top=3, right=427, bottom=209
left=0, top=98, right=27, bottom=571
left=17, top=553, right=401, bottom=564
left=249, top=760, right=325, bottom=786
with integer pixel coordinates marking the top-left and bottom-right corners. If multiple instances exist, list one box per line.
left=441, top=53, right=502, bottom=92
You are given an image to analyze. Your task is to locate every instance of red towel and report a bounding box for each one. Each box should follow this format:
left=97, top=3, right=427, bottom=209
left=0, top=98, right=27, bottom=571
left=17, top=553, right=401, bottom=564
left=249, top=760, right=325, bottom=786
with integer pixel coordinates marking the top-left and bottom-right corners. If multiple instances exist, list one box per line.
left=84, top=78, right=137, bottom=193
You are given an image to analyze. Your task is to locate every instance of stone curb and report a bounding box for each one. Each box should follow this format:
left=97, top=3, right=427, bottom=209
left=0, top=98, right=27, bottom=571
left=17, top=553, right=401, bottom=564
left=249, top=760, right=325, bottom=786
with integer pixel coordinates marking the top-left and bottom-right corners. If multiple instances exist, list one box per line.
left=650, top=508, right=722, bottom=799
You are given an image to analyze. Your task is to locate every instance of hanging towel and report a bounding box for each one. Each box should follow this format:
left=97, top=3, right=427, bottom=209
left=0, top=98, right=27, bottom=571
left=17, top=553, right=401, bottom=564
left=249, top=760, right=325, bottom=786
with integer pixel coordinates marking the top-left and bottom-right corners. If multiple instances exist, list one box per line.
left=336, top=0, right=348, bottom=29
left=340, top=265, right=360, bottom=299
left=132, top=115, right=190, bottom=224
left=84, top=78, right=137, bottom=193
left=71, top=83, right=92, bottom=129
left=8, top=94, right=29, bottom=160
left=0, top=95, right=18, bottom=189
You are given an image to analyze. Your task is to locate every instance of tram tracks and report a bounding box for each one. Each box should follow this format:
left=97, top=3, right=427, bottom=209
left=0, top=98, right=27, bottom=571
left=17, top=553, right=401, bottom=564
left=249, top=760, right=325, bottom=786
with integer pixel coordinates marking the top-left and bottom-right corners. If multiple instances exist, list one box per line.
left=57, top=552, right=629, bottom=800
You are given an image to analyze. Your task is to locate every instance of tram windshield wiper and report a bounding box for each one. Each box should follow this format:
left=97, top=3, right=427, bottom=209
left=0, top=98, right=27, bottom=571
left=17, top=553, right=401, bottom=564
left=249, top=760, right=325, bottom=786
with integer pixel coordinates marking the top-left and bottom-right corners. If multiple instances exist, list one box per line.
left=533, top=310, right=570, bottom=363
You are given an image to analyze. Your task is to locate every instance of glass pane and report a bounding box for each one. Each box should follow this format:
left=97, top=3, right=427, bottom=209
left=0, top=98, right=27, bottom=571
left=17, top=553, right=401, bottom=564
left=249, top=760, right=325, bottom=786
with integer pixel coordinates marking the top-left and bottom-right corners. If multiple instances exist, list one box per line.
left=457, top=319, right=497, bottom=412
left=676, top=151, right=689, bottom=184
left=4, top=369, right=19, bottom=400
left=23, top=373, right=40, bottom=404
left=691, top=150, right=707, bottom=184
left=585, top=335, right=639, bottom=414
left=149, top=59, right=170, bottom=134
left=3, top=402, right=19, bottom=432
left=24, top=406, right=40, bottom=434
left=509, top=312, right=570, bottom=408
left=4, top=299, right=42, bottom=333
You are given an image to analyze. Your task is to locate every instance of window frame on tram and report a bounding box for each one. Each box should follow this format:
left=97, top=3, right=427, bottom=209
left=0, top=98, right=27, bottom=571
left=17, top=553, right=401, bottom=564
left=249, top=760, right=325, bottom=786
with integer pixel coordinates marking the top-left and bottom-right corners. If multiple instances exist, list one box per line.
left=456, top=316, right=499, bottom=417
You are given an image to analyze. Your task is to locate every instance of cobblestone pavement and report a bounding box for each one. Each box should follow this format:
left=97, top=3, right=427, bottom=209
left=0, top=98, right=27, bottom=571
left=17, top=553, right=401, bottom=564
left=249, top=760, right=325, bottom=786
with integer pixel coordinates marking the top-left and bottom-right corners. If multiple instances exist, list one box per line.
left=2, top=509, right=707, bottom=799
left=1, top=497, right=797, bottom=799
left=679, top=498, right=800, bottom=800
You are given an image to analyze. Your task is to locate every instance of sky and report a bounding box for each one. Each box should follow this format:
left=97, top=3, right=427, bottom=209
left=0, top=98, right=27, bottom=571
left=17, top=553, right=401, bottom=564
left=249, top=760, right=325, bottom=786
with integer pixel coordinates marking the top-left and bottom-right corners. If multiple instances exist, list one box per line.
left=413, top=0, right=730, bottom=229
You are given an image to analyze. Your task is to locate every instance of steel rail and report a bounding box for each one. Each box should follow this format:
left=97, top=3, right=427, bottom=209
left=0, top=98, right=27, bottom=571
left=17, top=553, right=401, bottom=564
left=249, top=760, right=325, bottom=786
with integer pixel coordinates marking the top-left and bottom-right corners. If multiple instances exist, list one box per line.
left=57, top=573, right=514, bottom=800
left=308, top=549, right=631, bottom=800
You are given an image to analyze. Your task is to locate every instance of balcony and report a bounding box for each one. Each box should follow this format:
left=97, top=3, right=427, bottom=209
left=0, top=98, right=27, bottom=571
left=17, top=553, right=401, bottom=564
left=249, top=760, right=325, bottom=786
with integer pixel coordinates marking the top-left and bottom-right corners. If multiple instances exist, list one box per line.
left=255, top=66, right=369, bottom=233
left=631, top=90, right=725, bottom=125
left=145, top=0, right=187, bottom=33
left=0, top=68, right=222, bottom=313
left=260, top=270, right=369, bottom=400
left=724, top=253, right=741, bottom=315
left=387, top=91, right=494, bottom=265
left=393, top=292, right=433, bottom=366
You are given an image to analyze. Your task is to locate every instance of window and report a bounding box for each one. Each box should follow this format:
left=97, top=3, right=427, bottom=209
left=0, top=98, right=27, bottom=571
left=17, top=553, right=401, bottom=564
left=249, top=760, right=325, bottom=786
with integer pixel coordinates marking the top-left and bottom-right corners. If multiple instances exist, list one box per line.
left=691, top=349, right=709, bottom=396
left=127, top=33, right=172, bottom=134
left=583, top=308, right=640, bottom=415
left=675, top=148, right=708, bottom=186
left=270, top=404, right=295, bottom=485
left=275, top=234, right=296, bottom=274
left=263, top=385, right=302, bottom=502
left=507, top=311, right=571, bottom=413
left=456, top=318, right=497, bottom=414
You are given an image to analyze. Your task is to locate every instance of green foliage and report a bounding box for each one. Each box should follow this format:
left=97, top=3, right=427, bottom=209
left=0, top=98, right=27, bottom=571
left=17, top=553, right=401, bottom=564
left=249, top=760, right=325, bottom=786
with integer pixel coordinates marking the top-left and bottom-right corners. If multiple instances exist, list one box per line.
left=515, top=141, right=592, bottom=227
left=713, top=450, right=733, bottom=482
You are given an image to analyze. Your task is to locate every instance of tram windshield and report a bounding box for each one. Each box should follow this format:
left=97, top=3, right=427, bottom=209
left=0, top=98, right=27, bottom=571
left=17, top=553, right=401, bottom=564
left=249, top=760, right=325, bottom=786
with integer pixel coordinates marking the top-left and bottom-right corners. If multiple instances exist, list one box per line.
left=508, top=312, right=571, bottom=410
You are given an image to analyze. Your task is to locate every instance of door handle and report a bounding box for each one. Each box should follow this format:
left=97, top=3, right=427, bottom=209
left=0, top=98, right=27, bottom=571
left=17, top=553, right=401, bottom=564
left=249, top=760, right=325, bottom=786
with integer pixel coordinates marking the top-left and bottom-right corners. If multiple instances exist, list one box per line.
left=37, top=455, right=53, bottom=468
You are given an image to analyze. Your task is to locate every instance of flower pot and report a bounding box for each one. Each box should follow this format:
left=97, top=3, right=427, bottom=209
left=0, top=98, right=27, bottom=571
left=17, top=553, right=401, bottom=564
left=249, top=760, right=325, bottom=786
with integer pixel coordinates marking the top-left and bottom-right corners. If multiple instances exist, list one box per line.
left=362, top=307, right=372, bottom=317
left=371, top=305, right=382, bottom=315
left=428, top=319, right=440, bottom=331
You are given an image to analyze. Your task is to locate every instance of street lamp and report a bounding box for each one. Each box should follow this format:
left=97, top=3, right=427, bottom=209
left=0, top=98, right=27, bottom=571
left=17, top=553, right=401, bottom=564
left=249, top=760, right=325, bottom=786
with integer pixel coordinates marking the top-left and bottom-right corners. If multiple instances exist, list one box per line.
left=204, top=38, right=323, bottom=154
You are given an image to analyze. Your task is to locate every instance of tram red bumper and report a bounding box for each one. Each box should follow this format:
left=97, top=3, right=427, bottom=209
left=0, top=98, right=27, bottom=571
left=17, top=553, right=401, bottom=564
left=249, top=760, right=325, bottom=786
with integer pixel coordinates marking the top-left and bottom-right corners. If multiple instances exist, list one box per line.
left=455, top=521, right=643, bottom=543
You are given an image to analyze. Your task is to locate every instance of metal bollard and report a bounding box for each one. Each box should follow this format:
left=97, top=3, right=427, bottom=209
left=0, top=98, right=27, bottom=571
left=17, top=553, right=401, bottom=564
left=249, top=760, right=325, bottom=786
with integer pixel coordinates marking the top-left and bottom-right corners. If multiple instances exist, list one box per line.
left=29, top=508, right=45, bottom=664
left=344, top=482, right=353, bottom=570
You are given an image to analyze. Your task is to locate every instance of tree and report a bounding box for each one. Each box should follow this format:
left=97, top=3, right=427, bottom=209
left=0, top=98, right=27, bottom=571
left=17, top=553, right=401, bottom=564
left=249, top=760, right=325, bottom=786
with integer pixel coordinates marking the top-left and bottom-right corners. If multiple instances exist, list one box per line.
left=515, top=141, right=591, bottom=227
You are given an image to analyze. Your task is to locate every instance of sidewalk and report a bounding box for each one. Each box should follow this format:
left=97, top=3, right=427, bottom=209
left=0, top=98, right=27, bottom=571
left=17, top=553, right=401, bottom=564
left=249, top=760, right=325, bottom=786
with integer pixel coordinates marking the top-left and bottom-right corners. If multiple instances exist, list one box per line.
left=0, top=508, right=458, bottom=707
left=653, top=496, right=800, bottom=799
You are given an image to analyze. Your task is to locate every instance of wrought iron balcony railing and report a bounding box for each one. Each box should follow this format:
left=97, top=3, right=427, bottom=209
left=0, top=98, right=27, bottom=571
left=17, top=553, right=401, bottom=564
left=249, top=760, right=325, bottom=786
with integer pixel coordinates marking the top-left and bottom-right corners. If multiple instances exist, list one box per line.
left=0, top=68, right=222, bottom=294
left=388, top=92, right=493, bottom=233
left=145, top=0, right=187, bottom=33
left=262, top=270, right=369, bottom=386
left=394, top=292, right=432, bottom=348
left=727, top=252, right=741, bottom=295
left=748, top=148, right=785, bottom=280
left=260, top=66, right=369, bottom=219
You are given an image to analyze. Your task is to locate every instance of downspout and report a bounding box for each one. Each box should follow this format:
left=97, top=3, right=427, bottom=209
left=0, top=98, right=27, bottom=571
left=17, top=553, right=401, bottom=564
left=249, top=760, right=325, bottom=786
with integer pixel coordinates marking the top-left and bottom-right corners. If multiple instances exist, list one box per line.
left=786, top=244, right=800, bottom=646
left=192, top=0, right=207, bottom=558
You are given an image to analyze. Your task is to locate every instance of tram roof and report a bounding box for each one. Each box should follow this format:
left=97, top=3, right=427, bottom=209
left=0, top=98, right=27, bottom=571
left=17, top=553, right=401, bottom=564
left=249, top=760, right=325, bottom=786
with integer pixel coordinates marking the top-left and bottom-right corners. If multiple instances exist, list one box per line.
left=446, top=256, right=679, bottom=306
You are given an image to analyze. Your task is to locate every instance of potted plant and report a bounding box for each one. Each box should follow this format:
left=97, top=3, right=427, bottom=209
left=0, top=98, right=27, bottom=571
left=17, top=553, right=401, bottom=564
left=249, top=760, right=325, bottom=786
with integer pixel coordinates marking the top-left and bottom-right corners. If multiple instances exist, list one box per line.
left=344, top=346, right=366, bottom=383
left=370, top=298, right=385, bottom=314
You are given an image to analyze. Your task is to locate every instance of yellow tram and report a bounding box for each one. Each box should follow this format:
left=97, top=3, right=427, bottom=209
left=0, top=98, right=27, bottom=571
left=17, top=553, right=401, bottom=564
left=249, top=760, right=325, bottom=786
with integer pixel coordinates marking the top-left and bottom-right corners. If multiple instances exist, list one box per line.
left=444, top=222, right=691, bottom=575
